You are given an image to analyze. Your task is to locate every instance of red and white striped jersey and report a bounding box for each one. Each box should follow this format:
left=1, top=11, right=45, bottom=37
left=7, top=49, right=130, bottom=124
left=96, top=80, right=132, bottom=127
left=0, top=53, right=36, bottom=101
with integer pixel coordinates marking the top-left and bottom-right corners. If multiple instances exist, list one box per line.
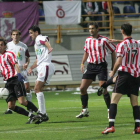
left=116, top=37, right=140, bottom=77
left=0, top=51, right=17, bottom=81
left=84, top=35, right=116, bottom=64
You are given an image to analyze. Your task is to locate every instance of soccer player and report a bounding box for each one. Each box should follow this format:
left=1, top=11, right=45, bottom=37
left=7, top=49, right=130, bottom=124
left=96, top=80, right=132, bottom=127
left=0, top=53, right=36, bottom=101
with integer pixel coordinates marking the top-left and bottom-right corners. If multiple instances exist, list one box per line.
left=101, top=23, right=140, bottom=134
left=28, top=25, right=55, bottom=124
left=76, top=22, right=116, bottom=118
left=4, top=29, right=32, bottom=114
left=0, top=37, right=40, bottom=124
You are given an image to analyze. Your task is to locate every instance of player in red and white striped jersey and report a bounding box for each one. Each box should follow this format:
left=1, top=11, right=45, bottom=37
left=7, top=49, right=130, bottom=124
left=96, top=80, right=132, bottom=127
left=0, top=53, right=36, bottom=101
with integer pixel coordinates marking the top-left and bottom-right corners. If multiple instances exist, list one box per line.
left=4, top=29, right=32, bottom=114
left=76, top=22, right=116, bottom=118
left=0, top=50, right=17, bottom=80
left=102, top=23, right=140, bottom=134
left=0, top=37, right=40, bottom=124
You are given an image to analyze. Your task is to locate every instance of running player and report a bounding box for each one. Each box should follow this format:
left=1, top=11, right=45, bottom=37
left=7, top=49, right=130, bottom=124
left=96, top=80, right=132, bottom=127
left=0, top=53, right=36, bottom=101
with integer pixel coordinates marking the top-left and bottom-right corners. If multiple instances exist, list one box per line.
left=0, top=37, right=40, bottom=124
left=28, top=25, right=55, bottom=124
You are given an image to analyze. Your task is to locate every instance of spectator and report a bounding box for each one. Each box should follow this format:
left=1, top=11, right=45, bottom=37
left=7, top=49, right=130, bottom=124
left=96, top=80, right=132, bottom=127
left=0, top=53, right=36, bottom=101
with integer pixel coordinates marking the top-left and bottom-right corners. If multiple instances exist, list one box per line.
left=81, top=1, right=100, bottom=31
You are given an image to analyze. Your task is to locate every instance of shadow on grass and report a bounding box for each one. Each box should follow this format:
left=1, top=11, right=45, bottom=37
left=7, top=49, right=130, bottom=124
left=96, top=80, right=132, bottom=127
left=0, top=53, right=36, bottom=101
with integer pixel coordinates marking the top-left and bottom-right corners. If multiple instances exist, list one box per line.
left=48, top=120, right=92, bottom=124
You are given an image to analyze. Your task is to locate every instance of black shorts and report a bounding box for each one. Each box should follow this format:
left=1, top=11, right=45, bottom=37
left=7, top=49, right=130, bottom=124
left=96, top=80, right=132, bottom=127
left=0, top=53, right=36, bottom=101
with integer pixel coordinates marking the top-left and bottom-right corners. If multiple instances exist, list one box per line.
left=5, top=76, right=26, bottom=103
left=82, top=62, right=108, bottom=81
left=113, top=71, right=139, bottom=97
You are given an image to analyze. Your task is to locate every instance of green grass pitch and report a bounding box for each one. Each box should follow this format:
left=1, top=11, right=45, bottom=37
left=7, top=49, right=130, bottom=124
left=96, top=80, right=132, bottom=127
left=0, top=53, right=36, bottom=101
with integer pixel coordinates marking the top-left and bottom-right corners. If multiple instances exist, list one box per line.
left=0, top=91, right=140, bottom=140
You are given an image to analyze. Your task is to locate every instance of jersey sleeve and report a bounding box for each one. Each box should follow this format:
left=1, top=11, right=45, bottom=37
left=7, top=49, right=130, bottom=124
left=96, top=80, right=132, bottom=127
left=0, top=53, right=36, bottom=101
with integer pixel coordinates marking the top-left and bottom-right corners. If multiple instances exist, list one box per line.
left=25, top=49, right=30, bottom=58
left=36, top=36, right=49, bottom=46
left=116, top=43, right=124, bottom=57
left=105, top=39, right=116, bottom=53
left=84, top=39, right=89, bottom=53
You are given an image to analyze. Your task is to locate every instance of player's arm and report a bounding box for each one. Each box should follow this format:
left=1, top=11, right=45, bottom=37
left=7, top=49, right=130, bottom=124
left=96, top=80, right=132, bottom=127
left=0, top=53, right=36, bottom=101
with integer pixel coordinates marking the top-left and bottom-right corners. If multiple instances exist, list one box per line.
left=44, top=41, right=53, bottom=54
left=111, top=50, right=116, bottom=70
left=23, top=57, right=30, bottom=70
left=15, top=63, right=20, bottom=73
left=23, top=49, right=30, bottom=70
left=81, top=52, right=89, bottom=73
left=109, top=39, right=122, bottom=43
left=109, top=56, right=122, bottom=77
left=28, top=59, right=37, bottom=74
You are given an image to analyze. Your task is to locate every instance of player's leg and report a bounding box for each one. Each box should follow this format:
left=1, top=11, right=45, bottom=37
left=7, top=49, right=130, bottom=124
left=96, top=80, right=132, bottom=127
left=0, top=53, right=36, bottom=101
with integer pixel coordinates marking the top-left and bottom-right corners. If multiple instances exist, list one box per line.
left=4, top=81, right=13, bottom=114
left=97, top=76, right=117, bottom=96
left=15, top=81, right=38, bottom=113
left=101, top=92, right=122, bottom=134
left=34, top=64, right=55, bottom=124
left=130, top=77, right=140, bottom=134
left=6, top=97, right=36, bottom=124
left=76, top=79, right=92, bottom=118
left=22, top=70, right=32, bottom=102
left=130, top=94, right=140, bottom=134
left=98, top=65, right=111, bottom=118
left=24, top=82, right=32, bottom=102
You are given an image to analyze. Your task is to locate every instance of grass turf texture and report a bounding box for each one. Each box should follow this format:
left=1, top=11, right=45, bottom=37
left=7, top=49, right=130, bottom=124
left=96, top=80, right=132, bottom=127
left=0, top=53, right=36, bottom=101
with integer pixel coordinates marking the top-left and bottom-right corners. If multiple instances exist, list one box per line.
left=0, top=91, right=140, bottom=140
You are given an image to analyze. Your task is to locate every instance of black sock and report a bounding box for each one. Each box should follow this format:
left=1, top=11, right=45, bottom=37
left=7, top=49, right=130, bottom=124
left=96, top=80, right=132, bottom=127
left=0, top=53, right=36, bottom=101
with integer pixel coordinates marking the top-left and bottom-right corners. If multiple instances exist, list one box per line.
left=109, top=103, right=117, bottom=127
left=13, top=106, right=29, bottom=116
left=103, top=92, right=110, bottom=109
left=102, top=77, right=114, bottom=88
left=81, top=94, right=88, bottom=109
left=133, top=106, right=140, bottom=129
left=26, top=101, right=38, bottom=112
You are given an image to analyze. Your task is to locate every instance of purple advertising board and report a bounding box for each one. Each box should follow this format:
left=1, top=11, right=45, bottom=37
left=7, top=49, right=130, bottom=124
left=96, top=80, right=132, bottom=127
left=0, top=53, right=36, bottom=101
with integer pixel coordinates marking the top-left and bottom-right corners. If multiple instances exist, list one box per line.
left=0, top=2, right=39, bottom=46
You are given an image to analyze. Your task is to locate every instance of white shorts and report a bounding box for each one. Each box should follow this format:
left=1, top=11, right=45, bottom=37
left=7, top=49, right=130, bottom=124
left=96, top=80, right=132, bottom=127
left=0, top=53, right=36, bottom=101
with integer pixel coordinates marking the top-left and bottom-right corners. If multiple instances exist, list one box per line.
left=37, top=63, right=55, bottom=85
left=20, top=70, right=29, bottom=83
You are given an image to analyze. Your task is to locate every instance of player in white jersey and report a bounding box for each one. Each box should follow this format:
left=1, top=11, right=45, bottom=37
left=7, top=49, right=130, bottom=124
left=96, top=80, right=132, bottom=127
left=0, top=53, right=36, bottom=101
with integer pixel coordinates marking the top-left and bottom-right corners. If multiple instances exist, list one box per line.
left=28, top=25, right=55, bottom=124
left=4, top=29, right=32, bottom=114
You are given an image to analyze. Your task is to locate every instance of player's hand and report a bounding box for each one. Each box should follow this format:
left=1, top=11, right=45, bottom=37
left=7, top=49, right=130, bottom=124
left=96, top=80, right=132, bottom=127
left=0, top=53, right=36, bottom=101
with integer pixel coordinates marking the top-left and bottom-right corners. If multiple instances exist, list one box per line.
left=17, top=73, right=25, bottom=82
left=109, top=39, right=116, bottom=43
left=109, top=71, right=114, bottom=78
left=23, top=64, right=28, bottom=70
left=81, top=64, right=84, bottom=73
left=28, top=68, right=32, bottom=74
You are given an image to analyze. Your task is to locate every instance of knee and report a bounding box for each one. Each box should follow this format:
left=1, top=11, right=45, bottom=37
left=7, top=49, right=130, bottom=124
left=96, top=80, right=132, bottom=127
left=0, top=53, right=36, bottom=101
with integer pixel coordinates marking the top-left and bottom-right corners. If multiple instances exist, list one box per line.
left=80, top=86, right=87, bottom=94
left=18, top=100, right=27, bottom=106
left=34, top=87, right=41, bottom=93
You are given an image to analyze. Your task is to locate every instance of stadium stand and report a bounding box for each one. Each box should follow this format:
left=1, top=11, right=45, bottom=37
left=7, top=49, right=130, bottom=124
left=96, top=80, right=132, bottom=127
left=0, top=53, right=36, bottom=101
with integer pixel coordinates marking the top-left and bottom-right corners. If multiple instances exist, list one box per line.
left=123, top=5, right=139, bottom=17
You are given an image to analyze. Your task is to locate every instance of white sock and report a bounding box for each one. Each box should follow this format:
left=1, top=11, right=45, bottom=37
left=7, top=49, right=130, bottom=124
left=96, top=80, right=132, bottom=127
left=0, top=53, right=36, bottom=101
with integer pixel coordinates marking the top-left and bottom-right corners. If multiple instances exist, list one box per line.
left=36, top=92, right=46, bottom=114
left=26, top=92, right=32, bottom=102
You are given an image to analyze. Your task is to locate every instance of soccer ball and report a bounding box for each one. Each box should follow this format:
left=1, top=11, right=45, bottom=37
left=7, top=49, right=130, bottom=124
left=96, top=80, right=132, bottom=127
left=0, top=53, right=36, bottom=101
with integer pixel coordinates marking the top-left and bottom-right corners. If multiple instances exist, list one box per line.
left=0, top=88, right=9, bottom=99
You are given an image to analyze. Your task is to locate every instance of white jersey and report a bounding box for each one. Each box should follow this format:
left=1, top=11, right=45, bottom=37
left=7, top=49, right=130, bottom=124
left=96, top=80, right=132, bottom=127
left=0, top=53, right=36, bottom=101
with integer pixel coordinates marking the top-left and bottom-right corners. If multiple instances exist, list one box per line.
left=7, top=41, right=30, bottom=68
left=35, top=35, right=52, bottom=66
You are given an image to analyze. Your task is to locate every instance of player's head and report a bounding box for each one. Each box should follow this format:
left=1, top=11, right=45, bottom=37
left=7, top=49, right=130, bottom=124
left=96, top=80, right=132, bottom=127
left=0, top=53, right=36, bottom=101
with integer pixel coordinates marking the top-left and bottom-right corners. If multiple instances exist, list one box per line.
left=28, top=25, right=41, bottom=40
left=11, top=29, right=21, bottom=43
left=121, top=23, right=132, bottom=36
left=88, top=22, right=99, bottom=37
left=0, top=37, right=7, bottom=54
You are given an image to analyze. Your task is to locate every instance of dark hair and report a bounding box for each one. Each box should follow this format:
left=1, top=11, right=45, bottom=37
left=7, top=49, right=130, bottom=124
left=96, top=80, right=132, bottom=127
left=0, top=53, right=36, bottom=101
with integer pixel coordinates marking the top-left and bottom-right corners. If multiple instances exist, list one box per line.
left=28, top=25, right=41, bottom=34
left=121, top=23, right=132, bottom=36
left=0, top=37, right=7, bottom=46
left=11, top=29, right=21, bottom=35
left=89, top=22, right=99, bottom=29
